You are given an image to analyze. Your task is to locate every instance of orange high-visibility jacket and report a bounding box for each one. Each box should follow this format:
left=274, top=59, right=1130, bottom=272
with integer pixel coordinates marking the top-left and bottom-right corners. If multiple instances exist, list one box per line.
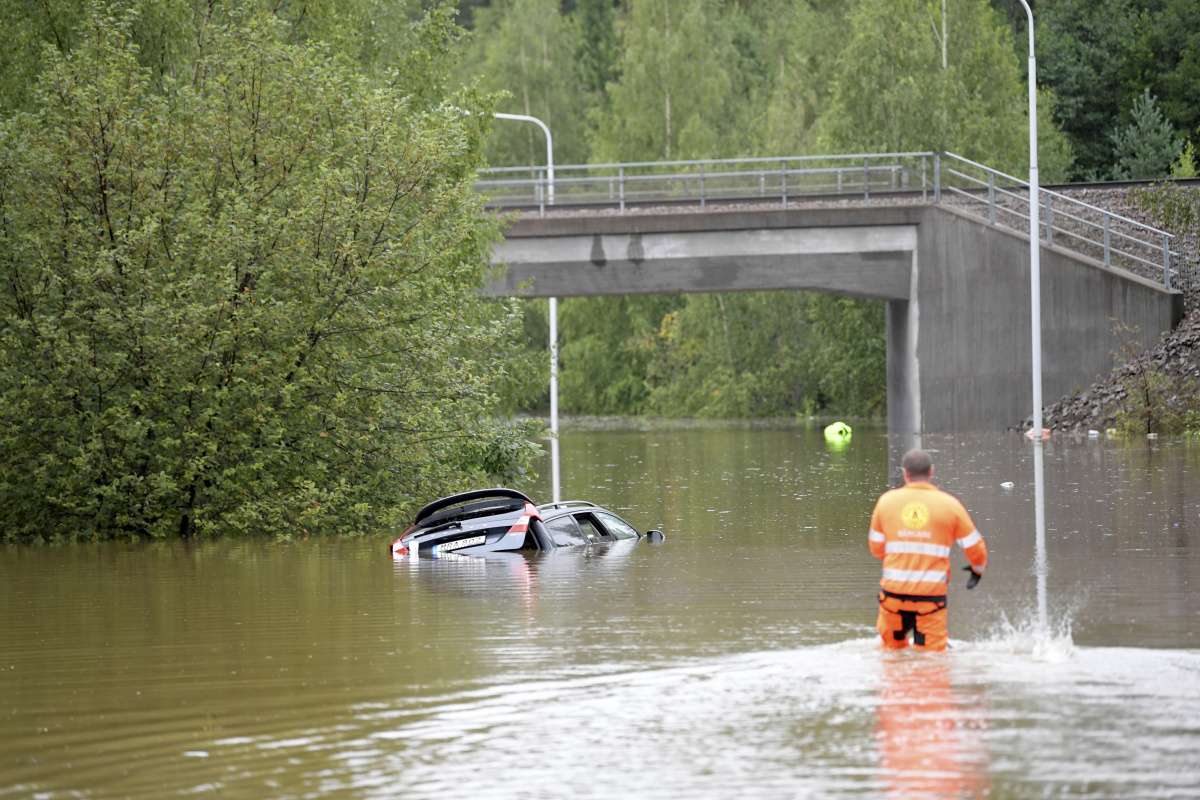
left=868, top=481, right=987, bottom=597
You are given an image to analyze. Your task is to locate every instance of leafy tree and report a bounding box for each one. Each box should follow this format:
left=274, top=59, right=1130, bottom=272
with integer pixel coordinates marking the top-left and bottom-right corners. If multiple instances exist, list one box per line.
left=1032, top=0, right=1200, bottom=179
left=0, top=0, right=86, bottom=113
left=750, top=0, right=846, bottom=155
left=797, top=296, right=887, bottom=417
left=459, top=0, right=591, bottom=166
left=494, top=298, right=551, bottom=415
left=0, top=4, right=537, bottom=541
left=0, top=0, right=456, bottom=112
left=1148, top=0, right=1200, bottom=152
left=558, top=295, right=681, bottom=415
left=644, top=292, right=815, bottom=417
left=1110, top=89, right=1184, bottom=180
left=1173, top=141, right=1198, bottom=179
left=574, top=0, right=619, bottom=101
left=591, top=0, right=752, bottom=161
left=1027, top=0, right=1141, bottom=178
left=817, top=0, right=1072, bottom=181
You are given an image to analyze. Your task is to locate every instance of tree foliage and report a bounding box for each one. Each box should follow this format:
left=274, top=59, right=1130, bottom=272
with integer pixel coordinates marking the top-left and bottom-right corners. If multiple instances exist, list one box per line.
left=0, top=3, right=537, bottom=541
left=457, top=0, right=591, bottom=166
left=558, top=295, right=680, bottom=415
left=818, top=0, right=1073, bottom=181
left=1035, top=0, right=1199, bottom=180
left=1109, top=90, right=1184, bottom=180
left=591, top=0, right=752, bottom=161
left=748, top=0, right=846, bottom=155
left=575, top=0, right=619, bottom=101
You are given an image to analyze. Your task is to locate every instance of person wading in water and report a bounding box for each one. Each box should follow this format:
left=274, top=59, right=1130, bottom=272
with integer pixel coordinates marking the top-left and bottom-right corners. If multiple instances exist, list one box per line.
left=868, top=449, right=988, bottom=651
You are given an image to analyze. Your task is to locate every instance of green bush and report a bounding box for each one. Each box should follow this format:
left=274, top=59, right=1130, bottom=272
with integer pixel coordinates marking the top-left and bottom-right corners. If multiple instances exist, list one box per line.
left=0, top=6, right=537, bottom=541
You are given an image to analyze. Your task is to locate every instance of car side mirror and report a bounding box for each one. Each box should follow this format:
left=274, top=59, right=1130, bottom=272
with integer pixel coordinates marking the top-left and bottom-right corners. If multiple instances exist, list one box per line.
left=645, top=530, right=665, bottom=543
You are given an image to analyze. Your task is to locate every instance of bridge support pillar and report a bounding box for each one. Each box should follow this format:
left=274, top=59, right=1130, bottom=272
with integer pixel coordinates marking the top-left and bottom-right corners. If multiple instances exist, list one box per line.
left=886, top=299, right=921, bottom=434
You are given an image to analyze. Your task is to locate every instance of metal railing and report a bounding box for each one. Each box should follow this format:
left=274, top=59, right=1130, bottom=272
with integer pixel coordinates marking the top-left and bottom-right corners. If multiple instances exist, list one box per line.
left=476, top=152, right=936, bottom=212
left=477, top=151, right=1190, bottom=293
left=937, top=153, right=1181, bottom=292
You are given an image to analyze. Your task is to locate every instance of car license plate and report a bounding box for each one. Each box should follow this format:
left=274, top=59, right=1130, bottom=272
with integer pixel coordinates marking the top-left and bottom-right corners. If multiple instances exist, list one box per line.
left=434, top=535, right=485, bottom=553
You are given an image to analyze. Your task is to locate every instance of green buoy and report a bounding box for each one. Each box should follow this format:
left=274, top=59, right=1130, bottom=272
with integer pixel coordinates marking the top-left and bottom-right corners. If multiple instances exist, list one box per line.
left=824, top=421, right=852, bottom=444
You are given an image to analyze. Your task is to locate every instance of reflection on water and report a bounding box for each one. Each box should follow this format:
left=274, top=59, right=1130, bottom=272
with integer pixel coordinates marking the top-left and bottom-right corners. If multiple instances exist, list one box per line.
left=2, top=427, right=1199, bottom=798
left=1033, top=440, right=1050, bottom=635
left=876, top=655, right=988, bottom=799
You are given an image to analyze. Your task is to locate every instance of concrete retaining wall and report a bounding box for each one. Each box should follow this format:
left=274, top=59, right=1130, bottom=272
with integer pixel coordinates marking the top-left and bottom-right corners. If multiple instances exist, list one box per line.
left=913, top=206, right=1183, bottom=431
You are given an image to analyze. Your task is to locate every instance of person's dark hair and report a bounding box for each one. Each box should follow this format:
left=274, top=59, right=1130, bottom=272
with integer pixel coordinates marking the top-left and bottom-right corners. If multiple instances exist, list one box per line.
left=901, top=449, right=933, bottom=479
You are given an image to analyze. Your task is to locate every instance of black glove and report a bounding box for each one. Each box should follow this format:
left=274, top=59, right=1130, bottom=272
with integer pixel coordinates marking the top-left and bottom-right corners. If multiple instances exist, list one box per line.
left=962, top=565, right=982, bottom=589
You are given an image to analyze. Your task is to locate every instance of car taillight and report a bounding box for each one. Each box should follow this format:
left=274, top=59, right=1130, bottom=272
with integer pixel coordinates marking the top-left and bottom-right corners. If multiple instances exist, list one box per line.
left=390, top=540, right=409, bottom=558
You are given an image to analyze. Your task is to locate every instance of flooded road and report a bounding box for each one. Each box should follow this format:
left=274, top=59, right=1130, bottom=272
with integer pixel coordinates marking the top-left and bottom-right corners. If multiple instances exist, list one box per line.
left=2, top=425, right=1199, bottom=798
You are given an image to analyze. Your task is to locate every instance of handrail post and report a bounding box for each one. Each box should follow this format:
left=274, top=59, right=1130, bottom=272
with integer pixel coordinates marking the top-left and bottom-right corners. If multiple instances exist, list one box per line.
left=1163, top=234, right=1172, bottom=289
left=537, top=168, right=545, bottom=218
left=780, top=160, right=788, bottom=206
left=618, top=166, right=625, bottom=213
left=699, top=163, right=706, bottom=209
left=1103, top=215, right=1111, bottom=267
left=837, top=168, right=843, bottom=193
left=933, top=153, right=942, bottom=203
left=921, top=155, right=928, bottom=202
left=987, top=172, right=996, bottom=224
left=863, top=158, right=870, bottom=201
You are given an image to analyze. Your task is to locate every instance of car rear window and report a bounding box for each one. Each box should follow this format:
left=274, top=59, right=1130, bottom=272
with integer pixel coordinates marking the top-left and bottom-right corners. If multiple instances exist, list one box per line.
left=421, top=498, right=524, bottom=528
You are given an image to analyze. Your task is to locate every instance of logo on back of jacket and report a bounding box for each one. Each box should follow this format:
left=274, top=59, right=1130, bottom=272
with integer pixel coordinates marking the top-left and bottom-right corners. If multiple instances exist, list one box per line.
left=900, top=502, right=931, bottom=536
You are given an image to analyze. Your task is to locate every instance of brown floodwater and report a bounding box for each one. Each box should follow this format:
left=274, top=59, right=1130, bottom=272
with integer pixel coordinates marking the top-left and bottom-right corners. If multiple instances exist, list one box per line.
left=2, top=424, right=1198, bottom=798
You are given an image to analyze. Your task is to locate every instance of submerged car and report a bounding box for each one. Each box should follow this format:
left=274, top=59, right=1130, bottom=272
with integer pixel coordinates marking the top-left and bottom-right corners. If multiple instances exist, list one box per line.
left=389, top=488, right=664, bottom=558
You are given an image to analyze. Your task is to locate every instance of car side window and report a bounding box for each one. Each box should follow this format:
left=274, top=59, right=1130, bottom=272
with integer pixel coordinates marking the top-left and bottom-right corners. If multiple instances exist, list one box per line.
left=595, top=512, right=639, bottom=540
left=546, top=515, right=588, bottom=547
left=574, top=514, right=609, bottom=542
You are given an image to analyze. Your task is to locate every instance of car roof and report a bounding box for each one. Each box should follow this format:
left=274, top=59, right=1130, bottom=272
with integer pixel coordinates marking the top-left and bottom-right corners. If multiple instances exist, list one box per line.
left=537, top=500, right=600, bottom=514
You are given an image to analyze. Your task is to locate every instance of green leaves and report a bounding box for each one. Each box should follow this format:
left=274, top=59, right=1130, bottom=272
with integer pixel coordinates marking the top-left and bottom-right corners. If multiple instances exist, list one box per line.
left=0, top=3, right=536, bottom=541
left=818, top=0, right=1073, bottom=180
left=458, top=0, right=592, bottom=167
left=591, top=0, right=751, bottom=162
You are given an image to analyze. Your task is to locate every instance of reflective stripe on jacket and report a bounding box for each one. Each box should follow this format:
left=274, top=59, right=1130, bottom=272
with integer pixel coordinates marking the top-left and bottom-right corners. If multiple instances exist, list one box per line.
left=868, top=481, right=987, bottom=596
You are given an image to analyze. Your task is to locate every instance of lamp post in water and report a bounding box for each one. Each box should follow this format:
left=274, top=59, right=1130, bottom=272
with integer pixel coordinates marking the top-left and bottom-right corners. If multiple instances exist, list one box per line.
left=492, top=113, right=560, bottom=503
left=1011, top=2, right=1050, bottom=634
left=1015, top=0, right=1042, bottom=436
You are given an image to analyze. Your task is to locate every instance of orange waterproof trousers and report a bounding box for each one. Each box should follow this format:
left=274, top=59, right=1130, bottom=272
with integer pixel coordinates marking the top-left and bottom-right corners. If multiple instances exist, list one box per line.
left=877, top=592, right=948, bottom=651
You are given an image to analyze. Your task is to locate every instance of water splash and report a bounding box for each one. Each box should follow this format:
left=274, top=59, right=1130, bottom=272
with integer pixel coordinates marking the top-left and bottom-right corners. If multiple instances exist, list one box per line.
left=972, top=605, right=1076, bottom=662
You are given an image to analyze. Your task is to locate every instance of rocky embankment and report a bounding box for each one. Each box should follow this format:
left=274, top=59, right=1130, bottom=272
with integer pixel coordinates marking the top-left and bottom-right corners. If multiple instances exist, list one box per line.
left=1034, top=185, right=1199, bottom=432
left=1036, top=312, right=1200, bottom=431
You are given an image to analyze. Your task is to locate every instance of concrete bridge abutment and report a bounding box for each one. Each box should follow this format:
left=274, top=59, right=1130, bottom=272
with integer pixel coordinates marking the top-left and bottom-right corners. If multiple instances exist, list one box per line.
left=488, top=206, right=1181, bottom=432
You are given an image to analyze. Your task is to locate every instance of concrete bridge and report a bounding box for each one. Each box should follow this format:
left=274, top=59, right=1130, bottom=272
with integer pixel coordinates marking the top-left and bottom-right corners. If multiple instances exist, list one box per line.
left=482, top=153, right=1184, bottom=432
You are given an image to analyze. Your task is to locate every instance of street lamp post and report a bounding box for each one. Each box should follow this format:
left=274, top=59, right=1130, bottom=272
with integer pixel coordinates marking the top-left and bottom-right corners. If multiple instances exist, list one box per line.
left=494, top=113, right=554, bottom=207
left=493, top=112, right=560, bottom=503
left=1014, top=1, right=1050, bottom=637
left=1015, top=1, right=1042, bottom=437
